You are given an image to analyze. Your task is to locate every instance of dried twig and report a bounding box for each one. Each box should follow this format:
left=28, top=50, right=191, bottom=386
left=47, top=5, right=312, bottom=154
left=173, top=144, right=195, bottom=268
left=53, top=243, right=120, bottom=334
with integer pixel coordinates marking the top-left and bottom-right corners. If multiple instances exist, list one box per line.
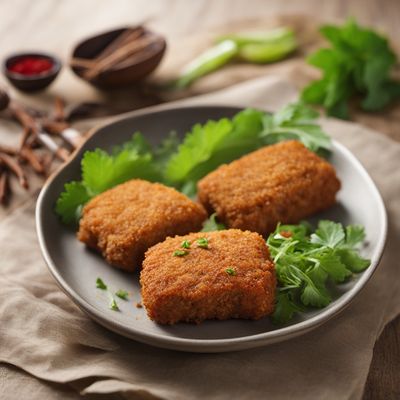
left=19, top=147, right=45, bottom=175
left=54, top=97, right=65, bottom=122
left=0, top=169, right=10, bottom=205
left=0, top=144, right=18, bottom=156
left=0, top=153, right=28, bottom=189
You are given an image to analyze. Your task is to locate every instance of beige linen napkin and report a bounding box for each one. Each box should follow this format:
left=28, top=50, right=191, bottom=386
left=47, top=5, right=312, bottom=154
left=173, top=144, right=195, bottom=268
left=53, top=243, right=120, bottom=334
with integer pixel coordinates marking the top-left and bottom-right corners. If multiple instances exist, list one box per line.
left=0, top=76, right=399, bottom=400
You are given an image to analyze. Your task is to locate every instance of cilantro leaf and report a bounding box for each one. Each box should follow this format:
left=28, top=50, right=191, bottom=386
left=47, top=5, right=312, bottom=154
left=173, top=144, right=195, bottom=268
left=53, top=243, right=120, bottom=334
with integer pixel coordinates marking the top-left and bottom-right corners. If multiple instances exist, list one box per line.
left=335, top=248, right=370, bottom=273
left=316, top=251, right=352, bottom=282
left=301, top=278, right=331, bottom=308
left=82, top=149, right=161, bottom=196
left=272, top=291, right=302, bottom=324
left=202, top=213, right=226, bottom=232
left=345, top=225, right=366, bottom=248
left=311, top=220, right=345, bottom=248
left=302, top=18, right=400, bottom=118
left=261, top=102, right=331, bottom=152
left=165, top=109, right=264, bottom=185
left=153, top=131, right=180, bottom=170
left=55, top=182, right=90, bottom=225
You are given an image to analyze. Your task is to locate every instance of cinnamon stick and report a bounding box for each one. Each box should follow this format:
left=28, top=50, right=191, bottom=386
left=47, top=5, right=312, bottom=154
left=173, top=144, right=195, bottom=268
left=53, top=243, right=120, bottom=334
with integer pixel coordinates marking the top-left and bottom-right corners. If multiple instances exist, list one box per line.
left=19, top=126, right=32, bottom=151
left=0, top=144, right=18, bottom=156
left=0, top=153, right=28, bottom=189
left=19, top=147, right=45, bottom=175
left=96, top=27, right=144, bottom=60
left=36, top=132, right=70, bottom=162
left=0, top=169, right=10, bottom=205
left=54, top=97, right=65, bottom=122
left=83, top=34, right=158, bottom=80
left=42, top=120, right=69, bottom=135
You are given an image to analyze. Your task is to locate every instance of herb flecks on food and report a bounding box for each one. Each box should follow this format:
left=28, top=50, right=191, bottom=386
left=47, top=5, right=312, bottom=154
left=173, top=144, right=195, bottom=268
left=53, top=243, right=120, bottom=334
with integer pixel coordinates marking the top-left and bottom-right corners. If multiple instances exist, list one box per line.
left=196, top=237, right=209, bottom=249
left=181, top=240, right=191, bottom=249
left=267, top=220, right=370, bottom=324
left=302, top=18, right=400, bottom=119
left=173, top=250, right=189, bottom=257
left=226, top=267, right=237, bottom=276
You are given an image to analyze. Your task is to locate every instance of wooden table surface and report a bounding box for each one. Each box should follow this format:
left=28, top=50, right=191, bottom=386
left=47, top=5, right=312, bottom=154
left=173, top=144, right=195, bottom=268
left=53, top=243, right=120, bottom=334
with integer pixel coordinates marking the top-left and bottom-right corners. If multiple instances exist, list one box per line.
left=0, top=1, right=398, bottom=399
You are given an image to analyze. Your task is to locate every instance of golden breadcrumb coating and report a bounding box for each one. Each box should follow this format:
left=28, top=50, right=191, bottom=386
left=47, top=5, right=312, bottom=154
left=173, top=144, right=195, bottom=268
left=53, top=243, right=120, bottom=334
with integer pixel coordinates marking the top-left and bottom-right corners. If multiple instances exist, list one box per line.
left=198, top=140, right=341, bottom=235
left=77, top=179, right=207, bottom=271
left=141, top=229, right=276, bottom=324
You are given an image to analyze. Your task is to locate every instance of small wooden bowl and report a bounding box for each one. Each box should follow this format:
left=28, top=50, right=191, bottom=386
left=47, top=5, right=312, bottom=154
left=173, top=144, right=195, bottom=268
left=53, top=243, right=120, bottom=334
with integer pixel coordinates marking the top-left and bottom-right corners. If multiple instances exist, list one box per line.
left=70, top=26, right=166, bottom=89
left=3, top=53, right=61, bottom=92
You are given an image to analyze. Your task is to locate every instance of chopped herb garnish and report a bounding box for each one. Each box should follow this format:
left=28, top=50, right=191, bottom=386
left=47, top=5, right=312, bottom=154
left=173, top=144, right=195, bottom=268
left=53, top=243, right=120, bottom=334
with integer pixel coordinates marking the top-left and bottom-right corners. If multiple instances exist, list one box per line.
left=173, top=250, right=189, bottom=257
left=109, top=298, right=120, bottom=311
left=96, top=278, right=127, bottom=311
left=226, top=267, right=237, bottom=276
left=181, top=240, right=191, bottom=249
left=196, top=237, right=209, bottom=249
left=96, top=277, right=107, bottom=290
left=115, top=289, right=129, bottom=300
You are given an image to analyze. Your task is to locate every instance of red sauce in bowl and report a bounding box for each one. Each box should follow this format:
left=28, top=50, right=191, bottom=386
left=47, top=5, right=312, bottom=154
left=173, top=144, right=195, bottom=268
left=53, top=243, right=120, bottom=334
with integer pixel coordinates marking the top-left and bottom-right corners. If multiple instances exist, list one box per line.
left=8, top=56, right=54, bottom=76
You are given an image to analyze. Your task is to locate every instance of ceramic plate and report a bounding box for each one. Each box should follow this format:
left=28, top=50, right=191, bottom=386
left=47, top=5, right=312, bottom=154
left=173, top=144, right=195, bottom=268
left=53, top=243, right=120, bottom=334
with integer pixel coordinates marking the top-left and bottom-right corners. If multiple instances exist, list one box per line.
left=36, top=105, right=387, bottom=352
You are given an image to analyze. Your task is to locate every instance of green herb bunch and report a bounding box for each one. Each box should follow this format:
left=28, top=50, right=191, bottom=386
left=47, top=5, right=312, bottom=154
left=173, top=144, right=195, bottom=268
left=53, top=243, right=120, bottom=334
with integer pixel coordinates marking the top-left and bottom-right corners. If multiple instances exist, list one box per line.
left=267, top=220, right=370, bottom=323
left=302, top=19, right=400, bottom=119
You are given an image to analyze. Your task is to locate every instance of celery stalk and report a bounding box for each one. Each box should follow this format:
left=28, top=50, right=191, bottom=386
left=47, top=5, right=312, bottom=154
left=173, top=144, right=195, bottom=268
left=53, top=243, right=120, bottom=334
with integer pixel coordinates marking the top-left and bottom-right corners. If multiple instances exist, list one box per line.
left=218, top=27, right=297, bottom=64
left=174, top=40, right=238, bottom=88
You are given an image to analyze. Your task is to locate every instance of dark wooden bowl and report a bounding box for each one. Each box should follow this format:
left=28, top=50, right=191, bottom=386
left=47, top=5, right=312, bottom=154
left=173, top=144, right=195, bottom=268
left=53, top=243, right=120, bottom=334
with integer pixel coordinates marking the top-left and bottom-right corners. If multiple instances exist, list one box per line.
left=3, top=53, right=61, bottom=92
left=70, top=27, right=166, bottom=89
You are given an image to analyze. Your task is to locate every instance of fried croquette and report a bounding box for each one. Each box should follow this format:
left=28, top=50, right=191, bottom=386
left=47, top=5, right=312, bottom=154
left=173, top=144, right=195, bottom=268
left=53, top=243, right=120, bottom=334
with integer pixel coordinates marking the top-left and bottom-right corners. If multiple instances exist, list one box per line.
left=77, top=179, right=207, bottom=271
left=140, top=230, right=276, bottom=324
left=197, top=140, right=341, bottom=235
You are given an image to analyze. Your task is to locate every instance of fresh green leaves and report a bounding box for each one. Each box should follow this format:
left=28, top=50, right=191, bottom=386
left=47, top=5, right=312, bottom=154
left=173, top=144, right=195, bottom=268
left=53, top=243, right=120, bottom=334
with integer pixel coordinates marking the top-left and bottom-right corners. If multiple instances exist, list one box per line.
left=268, top=220, right=370, bottom=324
left=56, top=103, right=331, bottom=225
left=55, top=132, right=174, bottom=225
left=202, top=213, right=226, bottom=232
left=166, top=103, right=331, bottom=189
left=261, top=102, right=331, bottom=153
left=302, top=19, right=400, bottom=119
left=55, top=182, right=90, bottom=225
